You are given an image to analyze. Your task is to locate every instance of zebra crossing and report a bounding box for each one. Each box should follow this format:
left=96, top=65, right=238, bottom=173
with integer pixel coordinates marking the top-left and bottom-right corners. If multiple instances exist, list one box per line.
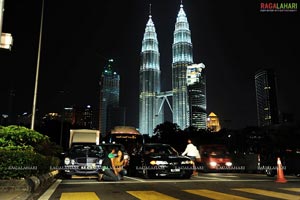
left=59, top=187, right=300, bottom=200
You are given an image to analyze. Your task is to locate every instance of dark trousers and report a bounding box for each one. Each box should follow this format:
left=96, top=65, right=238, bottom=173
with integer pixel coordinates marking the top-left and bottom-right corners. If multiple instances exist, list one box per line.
left=102, top=169, right=120, bottom=181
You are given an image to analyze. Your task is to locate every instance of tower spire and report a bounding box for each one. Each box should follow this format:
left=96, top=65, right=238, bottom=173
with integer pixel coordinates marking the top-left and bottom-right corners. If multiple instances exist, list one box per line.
left=149, top=3, right=152, bottom=17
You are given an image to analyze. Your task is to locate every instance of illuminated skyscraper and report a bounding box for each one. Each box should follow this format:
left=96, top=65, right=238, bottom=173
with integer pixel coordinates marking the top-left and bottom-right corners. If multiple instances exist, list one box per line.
left=172, top=3, right=193, bottom=129
left=255, top=68, right=279, bottom=127
left=187, top=63, right=207, bottom=129
left=139, top=11, right=163, bottom=136
left=99, top=59, right=123, bottom=136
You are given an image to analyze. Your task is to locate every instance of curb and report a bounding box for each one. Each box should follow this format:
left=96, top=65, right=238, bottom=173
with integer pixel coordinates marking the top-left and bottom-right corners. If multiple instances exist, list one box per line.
left=0, top=170, right=59, bottom=193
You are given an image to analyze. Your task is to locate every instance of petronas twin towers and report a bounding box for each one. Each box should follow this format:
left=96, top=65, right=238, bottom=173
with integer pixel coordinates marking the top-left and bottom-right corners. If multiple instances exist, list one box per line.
left=139, top=3, right=206, bottom=136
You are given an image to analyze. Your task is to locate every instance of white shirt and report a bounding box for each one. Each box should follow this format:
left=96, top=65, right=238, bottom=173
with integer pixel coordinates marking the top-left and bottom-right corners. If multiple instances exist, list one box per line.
left=182, top=143, right=200, bottom=157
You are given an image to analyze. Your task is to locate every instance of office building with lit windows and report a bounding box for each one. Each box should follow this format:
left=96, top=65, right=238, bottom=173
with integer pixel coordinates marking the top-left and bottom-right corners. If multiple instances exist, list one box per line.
left=255, top=68, right=279, bottom=127
left=99, top=59, right=124, bottom=135
left=187, top=63, right=207, bottom=129
left=139, top=11, right=163, bottom=136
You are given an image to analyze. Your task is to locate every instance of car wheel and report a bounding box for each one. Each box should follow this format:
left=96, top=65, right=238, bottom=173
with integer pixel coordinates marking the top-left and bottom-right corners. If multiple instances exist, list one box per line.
left=63, top=174, right=72, bottom=179
left=127, top=166, right=137, bottom=177
left=182, top=171, right=192, bottom=179
left=142, top=168, right=149, bottom=179
left=266, top=169, right=275, bottom=177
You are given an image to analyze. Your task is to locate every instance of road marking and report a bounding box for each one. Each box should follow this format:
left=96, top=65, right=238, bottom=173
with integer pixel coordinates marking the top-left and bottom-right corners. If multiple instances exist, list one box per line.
left=38, top=179, right=62, bottom=200
left=60, top=178, right=275, bottom=184
left=127, top=191, right=178, bottom=200
left=233, top=188, right=300, bottom=200
left=280, top=188, right=300, bottom=192
left=184, top=189, right=253, bottom=200
left=60, top=192, right=99, bottom=200
left=124, top=176, right=147, bottom=182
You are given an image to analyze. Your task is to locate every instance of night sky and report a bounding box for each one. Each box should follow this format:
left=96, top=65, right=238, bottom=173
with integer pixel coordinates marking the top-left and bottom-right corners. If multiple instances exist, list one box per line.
left=1, top=0, right=299, bottom=129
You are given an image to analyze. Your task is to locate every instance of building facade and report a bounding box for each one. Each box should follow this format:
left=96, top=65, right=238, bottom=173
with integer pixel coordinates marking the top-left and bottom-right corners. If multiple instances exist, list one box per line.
left=187, top=63, right=207, bottom=129
left=72, top=105, right=96, bottom=129
left=207, top=112, right=221, bottom=132
left=172, top=4, right=194, bottom=129
left=99, top=59, right=123, bottom=136
left=139, top=13, right=163, bottom=136
left=255, top=68, right=279, bottom=127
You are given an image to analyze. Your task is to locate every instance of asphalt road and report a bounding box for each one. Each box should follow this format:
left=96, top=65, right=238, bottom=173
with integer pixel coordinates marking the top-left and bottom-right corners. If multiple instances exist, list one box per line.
left=37, top=173, right=300, bottom=200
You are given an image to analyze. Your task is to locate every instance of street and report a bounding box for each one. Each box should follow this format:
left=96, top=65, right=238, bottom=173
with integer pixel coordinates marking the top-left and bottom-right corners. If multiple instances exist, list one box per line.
left=38, top=173, right=300, bottom=200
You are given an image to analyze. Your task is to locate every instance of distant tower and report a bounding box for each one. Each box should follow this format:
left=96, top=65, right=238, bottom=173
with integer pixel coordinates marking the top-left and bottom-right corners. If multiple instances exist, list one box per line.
left=255, top=68, right=279, bottom=127
left=172, top=3, right=193, bottom=129
left=139, top=5, right=163, bottom=136
left=187, top=63, right=207, bottom=129
left=207, top=112, right=221, bottom=132
left=99, top=59, right=122, bottom=136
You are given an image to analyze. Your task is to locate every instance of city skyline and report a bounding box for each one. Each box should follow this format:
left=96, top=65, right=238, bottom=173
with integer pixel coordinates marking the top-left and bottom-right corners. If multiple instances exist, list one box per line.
left=0, top=1, right=299, bottom=130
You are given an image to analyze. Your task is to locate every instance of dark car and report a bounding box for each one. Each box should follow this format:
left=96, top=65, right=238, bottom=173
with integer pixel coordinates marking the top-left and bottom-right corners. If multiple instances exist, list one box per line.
left=263, top=148, right=300, bottom=177
left=62, top=144, right=105, bottom=178
left=63, top=145, right=105, bottom=178
left=128, top=143, right=194, bottom=179
left=62, top=142, right=130, bottom=178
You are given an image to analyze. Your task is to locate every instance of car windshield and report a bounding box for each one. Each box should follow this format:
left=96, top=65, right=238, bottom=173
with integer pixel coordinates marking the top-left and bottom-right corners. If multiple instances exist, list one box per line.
left=70, top=145, right=102, bottom=154
left=99, top=144, right=126, bottom=153
left=203, top=147, right=230, bottom=158
left=144, top=145, right=178, bottom=156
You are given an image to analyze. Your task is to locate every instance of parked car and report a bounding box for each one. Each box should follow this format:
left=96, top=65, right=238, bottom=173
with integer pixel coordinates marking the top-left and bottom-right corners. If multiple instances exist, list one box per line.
left=62, top=142, right=129, bottom=178
left=263, top=148, right=300, bottom=177
left=128, top=143, right=194, bottom=178
left=62, top=144, right=105, bottom=178
left=198, top=144, right=233, bottom=172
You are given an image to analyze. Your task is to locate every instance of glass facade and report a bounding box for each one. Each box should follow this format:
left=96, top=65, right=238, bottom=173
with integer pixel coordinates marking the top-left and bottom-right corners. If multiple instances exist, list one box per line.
left=187, top=63, right=207, bottom=129
left=99, top=59, right=121, bottom=136
left=139, top=14, right=163, bottom=136
left=255, top=69, right=279, bottom=127
left=172, top=4, right=193, bottom=129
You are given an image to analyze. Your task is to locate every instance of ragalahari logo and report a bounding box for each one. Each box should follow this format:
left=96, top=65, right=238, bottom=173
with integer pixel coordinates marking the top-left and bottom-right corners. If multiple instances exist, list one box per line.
left=260, top=2, right=298, bottom=12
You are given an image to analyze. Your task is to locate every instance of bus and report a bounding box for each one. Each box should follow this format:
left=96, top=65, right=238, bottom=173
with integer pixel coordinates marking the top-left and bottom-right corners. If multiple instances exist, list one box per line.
left=103, top=126, right=144, bottom=154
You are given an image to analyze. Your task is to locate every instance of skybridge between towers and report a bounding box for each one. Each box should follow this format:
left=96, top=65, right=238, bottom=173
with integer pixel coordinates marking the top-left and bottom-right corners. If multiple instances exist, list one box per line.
left=156, top=91, right=173, bottom=116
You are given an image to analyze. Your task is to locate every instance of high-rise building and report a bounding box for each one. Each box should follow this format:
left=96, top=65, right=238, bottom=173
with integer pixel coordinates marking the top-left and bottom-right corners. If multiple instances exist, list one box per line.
left=172, top=3, right=193, bottom=129
left=187, top=63, right=207, bottom=129
left=255, top=68, right=279, bottom=127
left=99, top=59, right=122, bottom=135
left=72, top=105, right=95, bottom=129
left=139, top=10, right=163, bottom=136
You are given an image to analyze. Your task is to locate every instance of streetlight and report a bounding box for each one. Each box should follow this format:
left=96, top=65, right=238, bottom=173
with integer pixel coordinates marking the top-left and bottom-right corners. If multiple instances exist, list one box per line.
left=31, top=0, right=44, bottom=130
left=0, top=0, right=13, bottom=50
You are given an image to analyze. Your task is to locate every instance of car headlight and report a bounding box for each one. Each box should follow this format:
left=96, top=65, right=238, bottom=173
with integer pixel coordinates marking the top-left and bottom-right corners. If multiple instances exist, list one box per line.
left=150, top=160, right=168, bottom=165
left=225, top=162, right=232, bottom=167
left=181, top=160, right=194, bottom=165
left=99, top=159, right=103, bottom=165
left=71, top=159, right=75, bottom=165
left=209, top=161, right=217, bottom=167
left=64, top=157, right=70, bottom=165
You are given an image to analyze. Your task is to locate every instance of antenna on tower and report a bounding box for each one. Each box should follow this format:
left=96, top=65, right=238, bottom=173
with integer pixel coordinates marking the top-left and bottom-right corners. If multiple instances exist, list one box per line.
left=149, top=3, right=152, bottom=17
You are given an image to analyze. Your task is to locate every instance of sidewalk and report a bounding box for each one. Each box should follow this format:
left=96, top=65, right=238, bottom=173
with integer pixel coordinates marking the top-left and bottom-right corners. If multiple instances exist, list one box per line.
left=0, top=170, right=59, bottom=200
left=0, top=191, right=31, bottom=200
